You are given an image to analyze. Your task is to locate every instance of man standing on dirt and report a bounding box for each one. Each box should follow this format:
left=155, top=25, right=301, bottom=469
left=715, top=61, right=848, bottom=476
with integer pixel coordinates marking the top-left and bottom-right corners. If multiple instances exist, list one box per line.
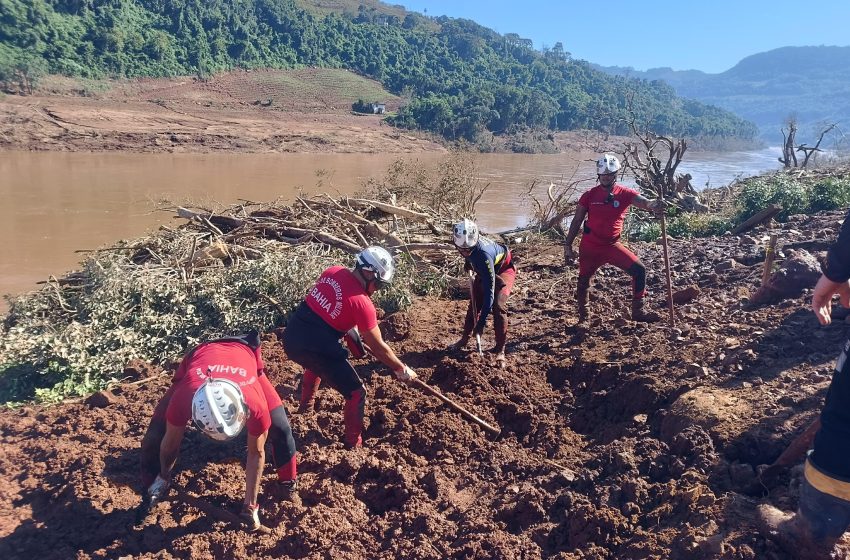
left=139, top=330, right=297, bottom=532
left=282, top=246, right=417, bottom=448
left=563, top=153, right=665, bottom=324
left=758, top=209, right=850, bottom=557
left=450, top=218, right=517, bottom=364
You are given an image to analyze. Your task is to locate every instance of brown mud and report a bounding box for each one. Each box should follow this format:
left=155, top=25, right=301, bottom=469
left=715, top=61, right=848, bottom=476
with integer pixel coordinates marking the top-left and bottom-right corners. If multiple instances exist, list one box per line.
left=0, top=70, right=445, bottom=154
left=2, top=210, right=849, bottom=559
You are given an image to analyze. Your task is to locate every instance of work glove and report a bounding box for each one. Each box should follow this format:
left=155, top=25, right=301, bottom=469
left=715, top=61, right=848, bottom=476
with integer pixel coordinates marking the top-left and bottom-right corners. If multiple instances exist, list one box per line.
left=146, top=474, right=170, bottom=506
left=344, top=327, right=368, bottom=359
left=393, top=365, right=417, bottom=382
left=240, top=503, right=261, bottom=532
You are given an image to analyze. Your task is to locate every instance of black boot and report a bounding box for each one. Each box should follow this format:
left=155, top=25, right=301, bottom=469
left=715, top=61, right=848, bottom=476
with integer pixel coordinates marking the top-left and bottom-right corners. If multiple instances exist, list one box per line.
left=631, top=298, right=661, bottom=323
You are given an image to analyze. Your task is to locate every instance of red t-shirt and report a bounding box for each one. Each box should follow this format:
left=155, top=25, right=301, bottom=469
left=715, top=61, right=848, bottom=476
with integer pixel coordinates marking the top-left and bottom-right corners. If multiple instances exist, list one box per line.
left=165, top=341, right=272, bottom=436
left=305, top=266, right=378, bottom=333
left=577, top=183, right=639, bottom=243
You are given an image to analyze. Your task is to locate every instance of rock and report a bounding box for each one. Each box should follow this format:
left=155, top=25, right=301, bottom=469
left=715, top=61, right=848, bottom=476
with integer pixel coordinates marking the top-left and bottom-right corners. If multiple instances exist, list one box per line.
left=86, top=390, right=122, bottom=408
left=672, top=285, right=701, bottom=304
left=768, top=249, right=822, bottom=295
left=660, top=386, right=750, bottom=443
left=714, top=260, right=736, bottom=273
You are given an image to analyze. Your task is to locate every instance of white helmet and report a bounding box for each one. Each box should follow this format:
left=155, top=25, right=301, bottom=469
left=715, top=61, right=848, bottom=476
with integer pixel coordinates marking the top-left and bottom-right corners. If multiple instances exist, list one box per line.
left=453, top=218, right=479, bottom=249
left=191, top=378, right=248, bottom=442
left=355, top=246, right=394, bottom=284
left=596, top=153, right=621, bottom=175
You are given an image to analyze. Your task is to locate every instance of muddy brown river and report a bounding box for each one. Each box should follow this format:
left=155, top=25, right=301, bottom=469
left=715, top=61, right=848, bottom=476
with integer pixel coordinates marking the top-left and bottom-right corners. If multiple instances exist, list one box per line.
left=0, top=148, right=781, bottom=307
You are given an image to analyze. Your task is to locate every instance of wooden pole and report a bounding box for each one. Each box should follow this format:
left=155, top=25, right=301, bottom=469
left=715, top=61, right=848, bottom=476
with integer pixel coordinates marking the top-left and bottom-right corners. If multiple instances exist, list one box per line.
left=761, top=234, right=779, bottom=287
left=659, top=212, right=676, bottom=327
left=410, top=378, right=500, bottom=436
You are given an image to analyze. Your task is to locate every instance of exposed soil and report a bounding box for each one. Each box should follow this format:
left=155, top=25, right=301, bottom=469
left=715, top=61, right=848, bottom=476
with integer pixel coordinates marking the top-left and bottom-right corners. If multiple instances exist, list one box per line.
left=2, top=210, right=849, bottom=559
left=0, top=70, right=621, bottom=155
left=0, top=70, right=445, bottom=154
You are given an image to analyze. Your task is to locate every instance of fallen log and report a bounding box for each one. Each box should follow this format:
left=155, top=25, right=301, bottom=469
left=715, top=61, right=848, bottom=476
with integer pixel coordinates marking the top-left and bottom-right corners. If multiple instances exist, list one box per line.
left=347, top=198, right=431, bottom=221
left=731, top=205, right=782, bottom=235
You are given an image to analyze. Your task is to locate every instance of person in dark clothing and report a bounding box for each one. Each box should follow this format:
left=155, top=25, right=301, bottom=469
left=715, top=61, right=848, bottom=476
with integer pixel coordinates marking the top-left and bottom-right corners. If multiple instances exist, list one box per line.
left=282, top=246, right=416, bottom=449
left=563, top=153, right=665, bottom=324
left=758, top=209, right=850, bottom=558
left=139, top=331, right=296, bottom=531
left=450, top=218, right=517, bottom=364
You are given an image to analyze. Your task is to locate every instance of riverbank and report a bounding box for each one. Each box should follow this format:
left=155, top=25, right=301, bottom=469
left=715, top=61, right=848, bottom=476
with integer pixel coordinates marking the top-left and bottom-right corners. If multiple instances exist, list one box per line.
left=0, top=70, right=629, bottom=155
left=0, top=70, right=446, bottom=154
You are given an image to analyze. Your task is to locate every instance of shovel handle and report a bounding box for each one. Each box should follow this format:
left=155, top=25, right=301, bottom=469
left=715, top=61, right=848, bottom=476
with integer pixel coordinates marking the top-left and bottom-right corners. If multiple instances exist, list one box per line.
left=410, top=378, right=500, bottom=436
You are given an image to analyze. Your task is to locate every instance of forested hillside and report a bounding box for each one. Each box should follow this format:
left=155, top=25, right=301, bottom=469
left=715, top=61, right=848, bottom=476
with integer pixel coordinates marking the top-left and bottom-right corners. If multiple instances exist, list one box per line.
left=595, top=46, right=850, bottom=142
left=0, top=0, right=757, bottom=145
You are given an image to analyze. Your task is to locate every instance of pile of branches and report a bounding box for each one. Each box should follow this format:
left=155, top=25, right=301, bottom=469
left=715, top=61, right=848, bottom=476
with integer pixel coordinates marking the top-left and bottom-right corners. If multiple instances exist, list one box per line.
left=161, top=193, right=458, bottom=272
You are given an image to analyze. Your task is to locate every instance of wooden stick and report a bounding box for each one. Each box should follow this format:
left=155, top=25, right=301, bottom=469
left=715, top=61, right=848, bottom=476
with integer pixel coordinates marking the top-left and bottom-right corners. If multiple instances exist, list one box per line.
left=761, top=234, right=779, bottom=287
left=659, top=212, right=676, bottom=327
left=346, top=198, right=431, bottom=221
left=409, top=378, right=500, bottom=436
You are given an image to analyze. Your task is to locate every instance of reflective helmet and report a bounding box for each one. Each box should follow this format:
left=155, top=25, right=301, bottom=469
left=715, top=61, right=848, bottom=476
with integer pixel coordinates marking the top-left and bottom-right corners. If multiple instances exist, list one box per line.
left=191, top=378, right=248, bottom=442
left=596, top=153, right=621, bottom=175
left=453, top=218, right=479, bottom=249
left=355, top=246, right=394, bottom=284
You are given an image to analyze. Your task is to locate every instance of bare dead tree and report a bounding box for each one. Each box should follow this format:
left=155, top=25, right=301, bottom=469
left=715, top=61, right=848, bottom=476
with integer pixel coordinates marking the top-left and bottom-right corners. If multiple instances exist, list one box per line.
left=798, top=123, right=837, bottom=168
left=621, top=107, right=687, bottom=200
left=779, top=116, right=799, bottom=168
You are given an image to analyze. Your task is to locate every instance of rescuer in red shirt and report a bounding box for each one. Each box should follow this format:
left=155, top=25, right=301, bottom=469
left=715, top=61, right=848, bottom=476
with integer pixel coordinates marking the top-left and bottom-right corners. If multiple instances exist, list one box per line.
left=282, top=246, right=417, bottom=448
left=563, top=153, right=665, bottom=324
left=139, top=331, right=297, bottom=531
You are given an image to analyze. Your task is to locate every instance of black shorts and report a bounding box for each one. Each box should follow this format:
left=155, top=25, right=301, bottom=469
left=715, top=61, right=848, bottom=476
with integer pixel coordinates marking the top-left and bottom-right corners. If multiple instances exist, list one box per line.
left=282, top=303, right=364, bottom=399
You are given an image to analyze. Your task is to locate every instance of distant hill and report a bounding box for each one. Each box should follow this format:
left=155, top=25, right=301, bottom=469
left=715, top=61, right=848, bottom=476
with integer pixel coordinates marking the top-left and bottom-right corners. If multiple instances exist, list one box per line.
left=594, top=46, right=850, bottom=143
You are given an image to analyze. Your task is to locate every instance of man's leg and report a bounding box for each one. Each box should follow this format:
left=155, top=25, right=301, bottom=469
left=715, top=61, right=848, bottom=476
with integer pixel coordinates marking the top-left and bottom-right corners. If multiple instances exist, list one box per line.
left=298, top=369, right=321, bottom=413
left=257, top=375, right=297, bottom=485
left=608, top=242, right=659, bottom=322
left=286, top=348, right=366, bottom=448
left=492, top=267, right=516, bottom=355
left=759, top=459, right=850, bottom=558
left=576, top=241, right=603, bottom=325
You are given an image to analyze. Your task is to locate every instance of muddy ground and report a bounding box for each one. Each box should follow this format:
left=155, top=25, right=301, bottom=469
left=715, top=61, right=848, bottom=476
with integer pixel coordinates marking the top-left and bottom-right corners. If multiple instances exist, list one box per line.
left=1, top=210, right=848, bottom=559
left=0, top=70, right=445, bottom=154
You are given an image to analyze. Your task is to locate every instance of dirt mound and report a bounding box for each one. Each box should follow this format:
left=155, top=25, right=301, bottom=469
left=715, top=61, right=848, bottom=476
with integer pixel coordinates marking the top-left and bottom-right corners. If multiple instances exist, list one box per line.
left=2, top=210, right=850, bottom=558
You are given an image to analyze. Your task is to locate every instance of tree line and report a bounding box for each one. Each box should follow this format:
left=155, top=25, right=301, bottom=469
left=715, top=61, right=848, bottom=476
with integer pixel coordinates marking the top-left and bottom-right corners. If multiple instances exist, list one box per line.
left=0, top=0, right=758, bottom=144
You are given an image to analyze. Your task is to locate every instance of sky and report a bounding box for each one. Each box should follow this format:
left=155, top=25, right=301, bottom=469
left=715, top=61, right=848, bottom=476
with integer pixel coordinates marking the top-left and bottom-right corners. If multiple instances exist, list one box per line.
left=415, top=0, right=850, bottom=74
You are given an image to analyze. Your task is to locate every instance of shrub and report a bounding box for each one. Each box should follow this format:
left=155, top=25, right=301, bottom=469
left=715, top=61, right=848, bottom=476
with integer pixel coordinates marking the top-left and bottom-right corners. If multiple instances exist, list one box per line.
left=736, top=175, right=810, bottom=222
left=809, top=178, right=850, bottom=212
left=0, top=238, right=442, bottom=406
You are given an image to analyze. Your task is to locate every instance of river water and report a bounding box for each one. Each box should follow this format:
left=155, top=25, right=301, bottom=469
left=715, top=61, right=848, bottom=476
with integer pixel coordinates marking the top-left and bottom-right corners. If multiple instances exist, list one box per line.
left=0, top=146, right=782, bottom=306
